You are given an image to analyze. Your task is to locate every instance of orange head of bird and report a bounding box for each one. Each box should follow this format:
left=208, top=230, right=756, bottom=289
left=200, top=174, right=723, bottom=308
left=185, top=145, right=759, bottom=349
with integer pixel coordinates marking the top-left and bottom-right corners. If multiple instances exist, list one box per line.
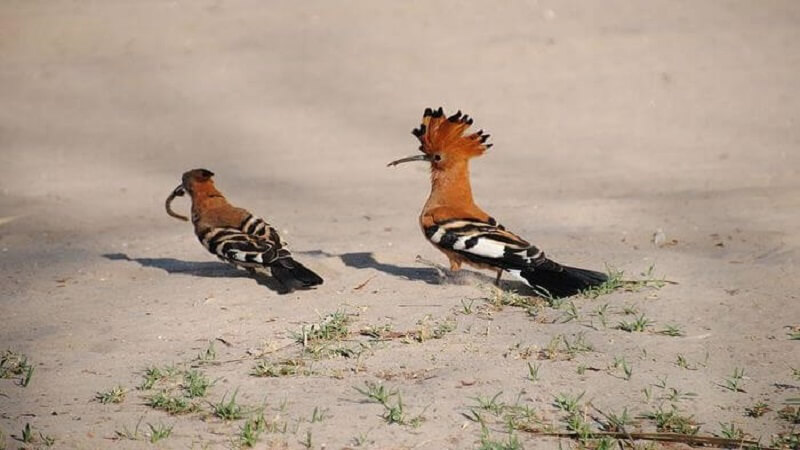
left=165, top=168, right=215, bottom=222
left=388, top=107, right=492, bottom=170
left=180, top=168, right=216, bottom=196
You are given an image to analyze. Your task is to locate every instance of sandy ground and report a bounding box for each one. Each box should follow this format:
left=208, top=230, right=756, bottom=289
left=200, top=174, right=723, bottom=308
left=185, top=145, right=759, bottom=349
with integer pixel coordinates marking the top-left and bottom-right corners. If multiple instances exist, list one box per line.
left=1, top=1, right=799, bottom=448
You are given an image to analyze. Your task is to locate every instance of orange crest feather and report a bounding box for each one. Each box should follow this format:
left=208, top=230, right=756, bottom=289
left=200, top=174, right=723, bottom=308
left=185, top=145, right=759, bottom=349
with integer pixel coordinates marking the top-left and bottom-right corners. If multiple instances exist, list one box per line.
left=412, top=107, right=492, bottom=158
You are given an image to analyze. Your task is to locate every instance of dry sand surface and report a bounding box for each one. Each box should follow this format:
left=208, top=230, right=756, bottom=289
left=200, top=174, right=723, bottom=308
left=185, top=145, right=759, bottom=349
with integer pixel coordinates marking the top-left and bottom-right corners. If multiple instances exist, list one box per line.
left=1, top=1, right=799, bottom=448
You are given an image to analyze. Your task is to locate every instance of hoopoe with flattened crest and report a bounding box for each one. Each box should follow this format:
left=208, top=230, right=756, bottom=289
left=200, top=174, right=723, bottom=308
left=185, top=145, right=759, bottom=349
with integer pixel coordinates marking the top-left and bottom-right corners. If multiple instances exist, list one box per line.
left=165, top=169, right=323, bottom=292
left=388, top=107, right=607, bottom=298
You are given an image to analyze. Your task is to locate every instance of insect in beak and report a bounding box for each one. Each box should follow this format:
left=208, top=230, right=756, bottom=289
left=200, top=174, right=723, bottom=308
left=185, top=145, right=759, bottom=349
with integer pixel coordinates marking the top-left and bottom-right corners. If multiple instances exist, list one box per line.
left=165, top=184, right=189, bottom=222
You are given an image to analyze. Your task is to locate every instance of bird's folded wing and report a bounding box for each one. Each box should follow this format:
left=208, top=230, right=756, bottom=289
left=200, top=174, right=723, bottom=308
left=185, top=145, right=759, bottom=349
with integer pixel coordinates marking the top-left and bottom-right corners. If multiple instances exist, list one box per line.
left=240, top=215, right=292, bottom=257
left=200, top=227, right=280, bottom=265
left=424, top=218, right=561, bottom=271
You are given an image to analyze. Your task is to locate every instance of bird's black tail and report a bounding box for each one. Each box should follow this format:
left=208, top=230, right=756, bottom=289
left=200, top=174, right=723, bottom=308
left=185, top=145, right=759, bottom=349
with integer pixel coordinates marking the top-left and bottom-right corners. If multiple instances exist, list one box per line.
left=520, top=265, right=607, bottom=299
left=270, top=258, right=324, bottom=289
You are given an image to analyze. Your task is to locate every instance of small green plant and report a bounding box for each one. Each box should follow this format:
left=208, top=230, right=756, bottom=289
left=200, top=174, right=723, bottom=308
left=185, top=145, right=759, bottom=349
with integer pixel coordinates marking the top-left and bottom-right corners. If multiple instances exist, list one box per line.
left=559, top=301, right=580, bottom=323
left=301, top=429, right=313, bottom=449
left=676, top=354, right=691, bottom=369
left=196, top=341, right=217, bottom=361
left=354, top=381, right=422, bottom=426
left=563, top=332, right=593, bottom=356
left=616, top=314, right=653, bottom=332
left=40, top=433, right=55, bottom=447
left=461, top=298, right=475, bottom=314
left=723, top=367, right=746, bottom=392
left=352, top=431, right=370, bottom=447
left=213, top=390, right=245, bottom=420
left=576, top=363, right=587, bottom=375
left=791, top=367, right=800, bottom=381
left=293, top=310, right=353, bottom=357
left=786, top=326, right=800, bottom=340
left=0, top=350, right=27, bottom=378
left=718, top=422, right=744, bottom=440
left=602, top=407, right=632, bottom=432
left=478, top=428, right=522, bottom=450
left=354, top=381, right=396, bottom=405
left=642, top=386, right=653, bottom=403
left=21, top=423, right=33, bottom=443
left=745, top=402, right=770, bottom=418
left=642, top=406, right=699, bottom=434
left=310, top=406, right=328, bottom=423
left=593, top=303, right=610, bottom=328
left=539, top=334, right=563, bottom=360
left=608, top=356, right=633, bottom=381
left=414, top=316, right=457, bottom=342
left=145, top=391, right=197, bottom=414
left=622, top=304, right=639, bottom=315
left=484, top=288, right=545, bottom=311
left=777, top=405, right=800, bottom=424
left=566, top=411, right=592, bottom=440
left=95, top=386, right=126, bottom=404
left=657, top=324, right=684, bottom=337
left=21, top=365, right=34, bottom=387
left=501, top=403, right=539, bottom=432
left=582, top=265, right=666, bottom=299
left=610, top=356, right=633, bottom=380
left=553, top=392, right=584, bottom=414
left=15, top=423, right=52, bottom=447
left=661, top=387, right=697, bottom=403
left=114, top=417, right=144, bottom=440
left=147, top=422, right=173, bottom=443
left=295, top=311, right=350, bottom=344
left=146, top=391, right=196, bottom=414
left=239, top=413, right=267, bottom=447
left=594, top=437, right=618, bottom=450
left=771, top=432, right=800, bottom=449
left=0, top=350, right=34, bottom=387
left=383, top=394, right=406, bottom=424
left=252, top=359, right=306, bottom=377
left=582, top=268, right=626, bottom=299
left=139, top=366, right=168, bottom=390
left=527, top=362, right=540, bottom=382
left=182, top=370, right=212, bottom=398
left=473, top=392, right=506, bottom=415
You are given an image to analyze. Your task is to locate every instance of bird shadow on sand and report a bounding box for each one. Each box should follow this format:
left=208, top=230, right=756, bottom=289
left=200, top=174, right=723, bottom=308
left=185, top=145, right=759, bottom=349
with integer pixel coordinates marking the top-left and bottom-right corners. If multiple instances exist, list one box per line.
left=102, top=253, right=289, bottom=294
left=298, top=250, right=529, bottom=291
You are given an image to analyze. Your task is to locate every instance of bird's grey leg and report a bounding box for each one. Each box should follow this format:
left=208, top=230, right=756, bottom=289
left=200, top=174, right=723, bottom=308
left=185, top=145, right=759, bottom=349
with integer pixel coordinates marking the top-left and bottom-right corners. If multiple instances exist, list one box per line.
left=494, top=270, right=503, bottom=287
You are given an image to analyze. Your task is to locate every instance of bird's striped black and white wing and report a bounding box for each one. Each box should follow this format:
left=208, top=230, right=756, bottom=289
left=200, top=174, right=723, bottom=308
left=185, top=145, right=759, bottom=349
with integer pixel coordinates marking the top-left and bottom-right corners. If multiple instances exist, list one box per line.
left=239, top=214, right=292, bottom=260
left=424, top=218, right=563, bottom=272
left=198, top=214, right=289, bottom=267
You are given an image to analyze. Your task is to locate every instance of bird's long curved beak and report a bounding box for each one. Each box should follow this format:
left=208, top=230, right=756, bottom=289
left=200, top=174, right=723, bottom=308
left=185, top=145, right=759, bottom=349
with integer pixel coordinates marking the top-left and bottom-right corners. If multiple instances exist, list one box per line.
left=387, top=154, right=432, bottom=167
left=165, top=184, right=189, bottom=222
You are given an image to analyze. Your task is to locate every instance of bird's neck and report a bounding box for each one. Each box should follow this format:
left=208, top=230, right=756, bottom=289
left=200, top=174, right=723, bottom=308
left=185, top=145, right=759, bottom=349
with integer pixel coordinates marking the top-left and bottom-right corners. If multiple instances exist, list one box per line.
left=190, top=184, right=228, bottom=219
left=424, top=160, right=478, bottom=213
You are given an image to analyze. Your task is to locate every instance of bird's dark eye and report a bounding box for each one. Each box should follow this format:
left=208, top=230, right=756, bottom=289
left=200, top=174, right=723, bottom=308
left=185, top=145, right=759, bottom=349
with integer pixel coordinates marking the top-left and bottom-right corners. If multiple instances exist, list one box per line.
left=434, top=154, right=442, bottom=161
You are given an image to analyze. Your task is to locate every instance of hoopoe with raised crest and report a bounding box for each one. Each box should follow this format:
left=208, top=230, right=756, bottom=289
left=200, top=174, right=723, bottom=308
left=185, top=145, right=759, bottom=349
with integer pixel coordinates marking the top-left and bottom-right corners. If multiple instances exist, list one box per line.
left=165, top=169, right=323, bottom=293
left=388, top=107, right=607, bottom=298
